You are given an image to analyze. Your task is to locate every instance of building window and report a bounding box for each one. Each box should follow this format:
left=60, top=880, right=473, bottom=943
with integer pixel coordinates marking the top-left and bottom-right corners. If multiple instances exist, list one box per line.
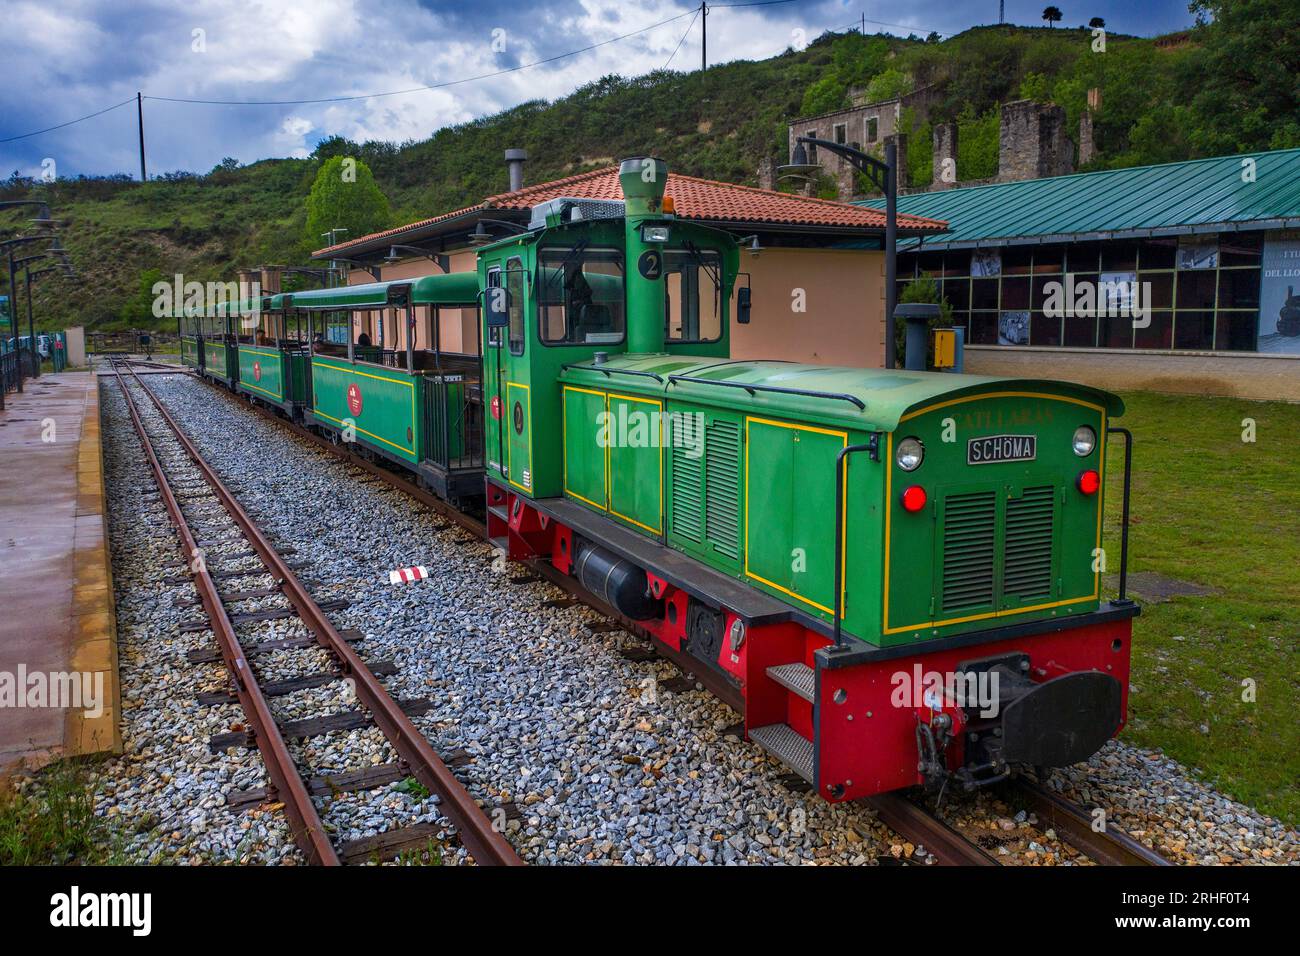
left=866, top=117, right=878, bottom=142
left=833, top=123, right=847, bottom=145
left=805, top=131, right=818, bottom=163
left=899, top=230, right=1273, bottom=353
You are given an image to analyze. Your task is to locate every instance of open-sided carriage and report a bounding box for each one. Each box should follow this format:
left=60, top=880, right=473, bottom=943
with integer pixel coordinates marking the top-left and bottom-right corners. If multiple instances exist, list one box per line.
left=235, top=295, right=312, bottom=418
left=281, top=273, right=485, bottom=501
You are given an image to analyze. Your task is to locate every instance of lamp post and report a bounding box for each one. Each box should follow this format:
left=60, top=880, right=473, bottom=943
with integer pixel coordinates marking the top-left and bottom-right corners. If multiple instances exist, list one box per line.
left=0, top=201, right=63, bottom=391
left=779, top=137, right=899, bottom=369
left=2, top=235, right=64, bottom=391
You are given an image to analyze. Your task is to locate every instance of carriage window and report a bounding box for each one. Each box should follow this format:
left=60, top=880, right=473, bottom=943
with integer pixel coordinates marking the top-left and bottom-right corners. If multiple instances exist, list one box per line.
left=664, top=249, right=722, bottom=343
left=506, top=258, right=525, bottom=356
left=538, top=247, right=626, bottom=346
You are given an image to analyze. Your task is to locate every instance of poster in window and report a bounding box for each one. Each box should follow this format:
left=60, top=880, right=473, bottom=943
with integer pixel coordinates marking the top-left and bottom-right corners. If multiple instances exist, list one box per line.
left=972, top=249, right=1002, bottom=278
left=1100, top=271, right=1138, bottom=316
left=1176, top=238, right=1219, bottom=270
left=998, top=311, right=1030, bottom=345
left=1259, top=231, right=1300, bottom=355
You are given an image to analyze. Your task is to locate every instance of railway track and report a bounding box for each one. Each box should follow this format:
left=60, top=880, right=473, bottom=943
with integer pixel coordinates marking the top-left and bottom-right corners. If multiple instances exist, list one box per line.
left=109, top=360, right=521, bottom=866
left=167, top=365, right=1170, bottom=867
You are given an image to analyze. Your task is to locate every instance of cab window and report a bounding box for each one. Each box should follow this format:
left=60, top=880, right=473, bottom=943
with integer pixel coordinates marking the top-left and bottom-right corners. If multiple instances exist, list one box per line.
left=506, top=257, right=525, bottom=356
left=664, top=249, right=722, bottom=343
left=538, top=247, right=625, bottom=346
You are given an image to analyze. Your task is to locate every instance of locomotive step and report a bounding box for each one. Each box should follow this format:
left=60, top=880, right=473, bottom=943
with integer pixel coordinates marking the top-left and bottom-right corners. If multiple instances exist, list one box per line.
left=766, top=663, right=814, bottom=702
left=749, top=723, right=814, bottom=783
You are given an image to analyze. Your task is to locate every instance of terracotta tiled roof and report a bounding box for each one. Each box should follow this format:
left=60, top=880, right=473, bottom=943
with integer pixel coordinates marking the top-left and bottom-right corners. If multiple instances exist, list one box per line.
left=313, top=166, right=947, bottom=257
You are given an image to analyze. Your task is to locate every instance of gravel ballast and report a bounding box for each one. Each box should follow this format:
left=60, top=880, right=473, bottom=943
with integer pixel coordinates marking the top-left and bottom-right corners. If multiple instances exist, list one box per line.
left=85, top=372, right=1296, bottom=866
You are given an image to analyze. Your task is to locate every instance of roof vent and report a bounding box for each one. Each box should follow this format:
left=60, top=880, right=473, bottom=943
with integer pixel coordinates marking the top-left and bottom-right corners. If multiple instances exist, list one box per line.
left=528, top=197, right=626, bottom=231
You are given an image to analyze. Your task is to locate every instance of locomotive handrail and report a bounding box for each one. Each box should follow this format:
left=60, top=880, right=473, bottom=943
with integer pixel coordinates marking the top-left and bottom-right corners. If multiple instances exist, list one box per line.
left=666, top=374, right=867, bottom=410
left=562, top=362, right=664, bottom=383
left=1107, top=426, right=1135, bottom=604
left=832, top=437, right=881, bottom=646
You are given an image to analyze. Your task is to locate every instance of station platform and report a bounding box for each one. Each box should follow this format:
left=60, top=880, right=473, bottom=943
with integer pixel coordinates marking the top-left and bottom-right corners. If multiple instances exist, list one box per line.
left=0, top=372, right=121, bottom=773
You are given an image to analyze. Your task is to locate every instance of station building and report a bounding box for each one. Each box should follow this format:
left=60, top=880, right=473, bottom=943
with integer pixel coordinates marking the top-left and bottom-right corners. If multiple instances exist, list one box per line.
left=861, top=147, right=1300, bottom=401
left=306, top=162, right=945, bottom=370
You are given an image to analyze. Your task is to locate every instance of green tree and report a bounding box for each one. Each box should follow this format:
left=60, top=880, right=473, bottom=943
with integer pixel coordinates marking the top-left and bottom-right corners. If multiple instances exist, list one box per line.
left=117, top=267, right=164, bottom=330
left=1089, top=17, right=1105, bottom=28
left=865, top=68, right=910, bottom=103
left=1184, top=0, right=1300, bottom=155
left=304, top=156, right=391, bottom=252
left=1019, top=72, right=1052, bottom=103
left=800, top=76, right=848, bottom=116
left=1042, top=6, right=1064, bottom=27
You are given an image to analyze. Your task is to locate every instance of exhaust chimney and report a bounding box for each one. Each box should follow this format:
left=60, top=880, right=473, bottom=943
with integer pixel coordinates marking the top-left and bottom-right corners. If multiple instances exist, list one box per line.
left=505, top=148, right=528, bottom=191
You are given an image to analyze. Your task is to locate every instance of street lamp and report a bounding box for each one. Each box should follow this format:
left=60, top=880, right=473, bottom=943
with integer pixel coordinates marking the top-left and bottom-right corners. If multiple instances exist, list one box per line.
left=779, top=137, right=900, bottom=369
left=384, top=244, right=451, bottom=273
left=468, top=219, right=529, bottom=246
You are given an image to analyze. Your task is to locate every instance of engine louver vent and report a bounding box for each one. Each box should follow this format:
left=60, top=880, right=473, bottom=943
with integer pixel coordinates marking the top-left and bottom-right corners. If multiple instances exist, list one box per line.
left=670, top=418, right=704, bottom=543
left=942, top=490, right=997, bottom=611
left=705, top=420, right=741, bottom=559
left=1003, top=485, right=1055, bottom=601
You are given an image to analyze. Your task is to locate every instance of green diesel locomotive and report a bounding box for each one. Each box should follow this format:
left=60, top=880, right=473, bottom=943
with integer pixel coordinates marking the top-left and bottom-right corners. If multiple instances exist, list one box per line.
left=479, top=158, right=1136, bottom=799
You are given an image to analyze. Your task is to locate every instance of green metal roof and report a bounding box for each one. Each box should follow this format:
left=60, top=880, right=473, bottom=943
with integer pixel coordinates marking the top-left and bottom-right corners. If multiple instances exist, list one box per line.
left=858, top=148, right=1300, bottom=250
left=561, top=355, right=1123, bottom=432
left=277, top=273, right=480, bottom=311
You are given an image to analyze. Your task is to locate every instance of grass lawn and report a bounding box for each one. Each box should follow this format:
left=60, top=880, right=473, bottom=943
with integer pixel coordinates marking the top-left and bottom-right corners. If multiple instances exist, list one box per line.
left=1104, top=391, right=1299, bottom=825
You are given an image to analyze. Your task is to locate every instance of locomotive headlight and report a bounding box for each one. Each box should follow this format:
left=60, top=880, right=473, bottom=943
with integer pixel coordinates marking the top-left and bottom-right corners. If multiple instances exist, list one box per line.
left=895, top=436, right=924, bottom=471
left=728, top=618, right=746, bottom=651
left=641, top=224, right=671, bottom=243
left=1072, top=425, right=1097, bottom=457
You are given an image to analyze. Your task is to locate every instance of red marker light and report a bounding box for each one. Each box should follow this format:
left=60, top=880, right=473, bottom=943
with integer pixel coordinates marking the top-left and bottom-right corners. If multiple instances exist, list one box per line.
left=1077, top=469, right=1100, bottom=495
left=901, top=485, right=928, bottom=512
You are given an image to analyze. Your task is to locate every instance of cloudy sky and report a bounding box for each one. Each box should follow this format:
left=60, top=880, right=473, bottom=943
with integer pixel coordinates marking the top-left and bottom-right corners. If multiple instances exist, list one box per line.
left=1, top=0, right=1198, bottom=179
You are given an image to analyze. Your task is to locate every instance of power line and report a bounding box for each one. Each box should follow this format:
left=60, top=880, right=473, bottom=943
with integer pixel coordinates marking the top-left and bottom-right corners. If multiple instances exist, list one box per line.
left=0, top=97, right=136, bottom=144
left=0, top=3, right=945, bottom=150
left=664, top=7, right=704, bottom=69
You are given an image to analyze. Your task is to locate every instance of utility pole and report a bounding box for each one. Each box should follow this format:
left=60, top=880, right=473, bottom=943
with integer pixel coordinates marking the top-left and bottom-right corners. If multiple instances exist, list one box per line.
left=137, top=92, right=147, bottom=182
left=701, top=2, right=708, bottom=71
left=999, top=1, right=1004, bottom=24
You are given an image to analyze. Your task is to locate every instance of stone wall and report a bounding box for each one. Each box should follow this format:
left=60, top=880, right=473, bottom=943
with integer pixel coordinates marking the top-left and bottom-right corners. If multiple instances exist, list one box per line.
left=998, top=99, right=1074, bottom=181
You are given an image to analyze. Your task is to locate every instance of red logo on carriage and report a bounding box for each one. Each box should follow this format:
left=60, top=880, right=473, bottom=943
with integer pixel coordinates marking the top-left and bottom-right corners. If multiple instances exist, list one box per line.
left=490, top=395, right=502, bottom=420
left=252, top=360, right=262, bottom=381
left=346, top=383, right=363, bottom=416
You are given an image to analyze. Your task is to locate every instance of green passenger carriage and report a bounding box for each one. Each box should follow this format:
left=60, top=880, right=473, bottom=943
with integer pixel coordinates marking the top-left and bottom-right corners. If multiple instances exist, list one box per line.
left=280, top=272, right=484, bottom=500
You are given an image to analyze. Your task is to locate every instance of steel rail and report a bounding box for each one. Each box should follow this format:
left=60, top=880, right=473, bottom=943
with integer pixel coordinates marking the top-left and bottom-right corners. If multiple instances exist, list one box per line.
left=123, top=364, right=521, bottom=866
left=1007, top=777, right=1170, bottom=866
left=865, top=793, right=998, bottom=866
left=110, top=362, right=340, bottom=865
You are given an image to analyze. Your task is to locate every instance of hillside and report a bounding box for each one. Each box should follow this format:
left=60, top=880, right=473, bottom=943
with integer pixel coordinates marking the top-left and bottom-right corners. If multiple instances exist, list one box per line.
left=2, top=2, right=1295, bottom=332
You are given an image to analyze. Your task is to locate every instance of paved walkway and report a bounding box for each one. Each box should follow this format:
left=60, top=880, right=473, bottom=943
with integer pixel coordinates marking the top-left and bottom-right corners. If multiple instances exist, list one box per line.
left=0, top=372, right=120, bottom=772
